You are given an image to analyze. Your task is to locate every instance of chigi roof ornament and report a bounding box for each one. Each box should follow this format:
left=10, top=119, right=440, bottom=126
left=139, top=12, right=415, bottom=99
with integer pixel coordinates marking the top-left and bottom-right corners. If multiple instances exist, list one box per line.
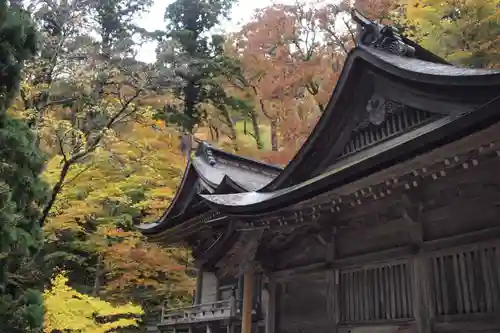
left=351, top=8, right=416, bottom=58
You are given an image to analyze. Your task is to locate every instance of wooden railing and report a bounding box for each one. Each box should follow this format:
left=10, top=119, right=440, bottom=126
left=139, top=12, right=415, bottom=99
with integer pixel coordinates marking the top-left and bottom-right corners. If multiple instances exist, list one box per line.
left=160, top=297, right=241, bottom=326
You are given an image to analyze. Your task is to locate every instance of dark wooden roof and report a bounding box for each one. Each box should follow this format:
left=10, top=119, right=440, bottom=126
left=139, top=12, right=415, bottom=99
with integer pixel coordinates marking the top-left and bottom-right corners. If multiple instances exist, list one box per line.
left=139, top=9, right=500, bottom=253
left=201, top=95, right=500, bottom=215
left=138, top=141, right=281, bottom=235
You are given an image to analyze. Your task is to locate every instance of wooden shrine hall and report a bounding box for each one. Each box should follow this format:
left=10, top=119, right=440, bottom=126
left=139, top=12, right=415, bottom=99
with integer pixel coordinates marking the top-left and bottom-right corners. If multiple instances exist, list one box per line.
left=139, top=9, right=500, bottom=333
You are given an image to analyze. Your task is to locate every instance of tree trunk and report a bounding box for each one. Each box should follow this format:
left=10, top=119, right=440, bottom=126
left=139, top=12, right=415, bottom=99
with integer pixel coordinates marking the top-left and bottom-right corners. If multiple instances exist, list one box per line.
left=38, top=160, right=71, bottom=226
left=209, top=123, right=216, bottom=141
left=93, top=255, right=102, bottom=296
left=249, top=109, right=263, bottom=150
left=270, top=119, right=278, bottom=152
left=255, top=95, right=276, bottom=151
left=221, top=107, right=238, bottom=151
left=214, top=126, right=220, bottom=141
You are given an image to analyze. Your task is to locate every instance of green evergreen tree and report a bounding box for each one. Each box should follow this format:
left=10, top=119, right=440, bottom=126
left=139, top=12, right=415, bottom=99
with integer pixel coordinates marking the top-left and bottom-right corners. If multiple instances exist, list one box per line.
left=0, top=1, right=48, bottom=332
left=156, top=0, right=242, bottom=136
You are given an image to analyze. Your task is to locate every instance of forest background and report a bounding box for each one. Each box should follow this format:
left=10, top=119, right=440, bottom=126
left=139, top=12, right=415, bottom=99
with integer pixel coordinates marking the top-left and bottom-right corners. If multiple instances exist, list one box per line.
left=0, top=0, right=498, bottom=332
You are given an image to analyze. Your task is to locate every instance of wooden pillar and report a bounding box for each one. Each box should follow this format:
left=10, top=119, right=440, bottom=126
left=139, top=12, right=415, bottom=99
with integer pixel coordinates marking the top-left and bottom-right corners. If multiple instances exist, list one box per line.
left=326, top=270, right=339, bottom=333
left=325, top=227, right=339, bottom=333
left=195, top=269, right=203, bottom=305
left=413, top=254, right=434, bottom=333
left=237, top=275, right=243, bottom=301
left=401, top=195, right=432, bottom=333
left=265, top=278, right=276, bottom=333
left=228, top=322, right=235, bottom=333
left=215, top=274, right=221, bottom=302
left=242, top=268, right=254, bottom=333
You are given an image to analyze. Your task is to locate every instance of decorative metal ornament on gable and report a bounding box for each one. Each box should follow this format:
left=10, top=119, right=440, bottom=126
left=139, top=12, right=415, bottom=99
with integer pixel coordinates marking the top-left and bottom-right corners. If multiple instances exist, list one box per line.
left=366, top=94, right=387, bottom=126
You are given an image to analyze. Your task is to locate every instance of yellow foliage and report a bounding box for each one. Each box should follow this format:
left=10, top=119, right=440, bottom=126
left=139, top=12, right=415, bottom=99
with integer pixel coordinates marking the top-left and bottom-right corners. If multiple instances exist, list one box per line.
left=42, top=118, right=194, bottom=304
left=402, top=0, right=500, bottom=67
left=44, top=273, right=143, bottom=333
left=43, top=120, right=186, bottom=234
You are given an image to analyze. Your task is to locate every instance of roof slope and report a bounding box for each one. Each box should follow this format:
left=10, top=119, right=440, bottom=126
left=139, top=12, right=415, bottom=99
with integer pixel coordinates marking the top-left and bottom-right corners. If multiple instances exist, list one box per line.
left=201, top=95, right=500, bottom=215
left=259, top=45, right=500, bottom=193
left=138, top=141, right=281, bottom=234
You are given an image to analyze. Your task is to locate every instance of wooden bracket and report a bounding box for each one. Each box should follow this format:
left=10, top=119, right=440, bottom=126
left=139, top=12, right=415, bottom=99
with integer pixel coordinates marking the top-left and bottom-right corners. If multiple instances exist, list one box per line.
left=400, top=193, right=423, bottom=224
left=400, top=193, right=424, bottom=245
left=318, top=226, right=337, bottom=264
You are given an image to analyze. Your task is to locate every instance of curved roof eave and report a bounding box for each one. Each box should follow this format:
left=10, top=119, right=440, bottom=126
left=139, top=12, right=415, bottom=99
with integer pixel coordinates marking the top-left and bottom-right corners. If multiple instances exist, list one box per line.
left=259, top=46, right=500, bottom=193
left=200, top=94, right=500, bottom=216
left=138, top=159, right=197, bottom=233
left=138, top=163, right=259, bottom=235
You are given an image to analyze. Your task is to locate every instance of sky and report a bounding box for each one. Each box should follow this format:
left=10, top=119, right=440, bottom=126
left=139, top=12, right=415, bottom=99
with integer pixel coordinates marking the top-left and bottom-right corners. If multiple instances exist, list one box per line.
left=134, top=0, right=294, bottom=63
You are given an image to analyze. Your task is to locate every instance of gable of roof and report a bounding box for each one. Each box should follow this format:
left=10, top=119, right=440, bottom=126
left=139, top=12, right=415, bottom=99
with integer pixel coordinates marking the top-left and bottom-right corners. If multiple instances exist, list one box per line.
left=259, top=11, right=500, bottom=192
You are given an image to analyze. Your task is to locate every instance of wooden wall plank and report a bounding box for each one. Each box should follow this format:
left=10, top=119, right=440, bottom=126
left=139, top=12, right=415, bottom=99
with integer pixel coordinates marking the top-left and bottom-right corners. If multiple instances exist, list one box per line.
left=326, top=270, right=339, bottom=333
left=400, top=264, right=408, bottom=318
left=374, top=267, right=380, bottom=319
left=451, top=254, right=464, bottom=314
left=389, top=265, right=396, bottom=319
left=458, top=253, right=471, bottom=314
left=465, top=251, right=479, bottom=313
left=412, top=255, right=433, bottom=333
left=265, top=278, right=276, bottom=333
left=489, top=248, right=500, bottom=311
left=480, top=249, right=493, bottom=312
left=438, top=257, right=449, bottom=315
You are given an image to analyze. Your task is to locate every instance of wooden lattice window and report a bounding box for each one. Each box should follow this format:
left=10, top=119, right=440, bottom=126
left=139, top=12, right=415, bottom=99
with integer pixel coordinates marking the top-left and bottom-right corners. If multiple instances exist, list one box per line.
left=430, top=243, right=500, bottom=316
left=339, top=261, right=413, bottom=322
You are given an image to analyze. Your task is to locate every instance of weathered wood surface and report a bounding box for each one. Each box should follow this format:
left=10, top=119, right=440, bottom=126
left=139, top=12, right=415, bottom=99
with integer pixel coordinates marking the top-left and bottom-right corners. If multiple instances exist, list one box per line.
left=241, top=269, right=253, bottom=333
left=269, top=155, right=500, bottom=333
left=264, top=278, right=276, bottom=333
left=160, top=299, right=239, bottom=327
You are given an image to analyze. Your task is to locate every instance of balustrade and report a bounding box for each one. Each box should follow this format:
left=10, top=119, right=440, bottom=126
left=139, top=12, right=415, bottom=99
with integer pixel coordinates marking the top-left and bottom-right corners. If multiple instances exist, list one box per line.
left=160, top=297, right=241, bottom=326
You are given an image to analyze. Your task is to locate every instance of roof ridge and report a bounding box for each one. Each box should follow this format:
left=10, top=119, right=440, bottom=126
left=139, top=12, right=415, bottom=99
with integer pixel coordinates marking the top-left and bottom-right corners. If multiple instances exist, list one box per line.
left=352, top=8, right=448, bottom=65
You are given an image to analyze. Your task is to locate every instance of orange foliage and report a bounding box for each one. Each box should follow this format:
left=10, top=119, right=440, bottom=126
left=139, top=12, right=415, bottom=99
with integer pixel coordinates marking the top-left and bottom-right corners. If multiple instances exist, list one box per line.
left=229, top=2, right=344, bottom=158
left=354, top=0, right=394, bottom=22
left=101, top=228, right=194, bottom=301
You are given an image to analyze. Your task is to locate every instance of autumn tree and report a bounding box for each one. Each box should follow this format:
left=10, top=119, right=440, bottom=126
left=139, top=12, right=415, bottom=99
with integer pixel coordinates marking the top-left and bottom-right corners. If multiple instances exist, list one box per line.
left=354, top=0, right=393, bottom=22
left=400, top=0, right=500, bottom=68
left=11, top=0, right=196, bottom=324
left=19, top=0, right=157, bottom=227
left=0, top=1, right=48, bottom=331
left=44, top=273, right=143, bottom=333
left=42, top=120, right=193, bottom=315
left=230, top=2, right=344, bottom=156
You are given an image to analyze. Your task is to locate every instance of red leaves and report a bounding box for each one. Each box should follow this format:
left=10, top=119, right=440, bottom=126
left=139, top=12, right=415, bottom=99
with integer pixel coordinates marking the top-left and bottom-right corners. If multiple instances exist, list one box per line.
left=354, top=0, right=393, bottom=21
